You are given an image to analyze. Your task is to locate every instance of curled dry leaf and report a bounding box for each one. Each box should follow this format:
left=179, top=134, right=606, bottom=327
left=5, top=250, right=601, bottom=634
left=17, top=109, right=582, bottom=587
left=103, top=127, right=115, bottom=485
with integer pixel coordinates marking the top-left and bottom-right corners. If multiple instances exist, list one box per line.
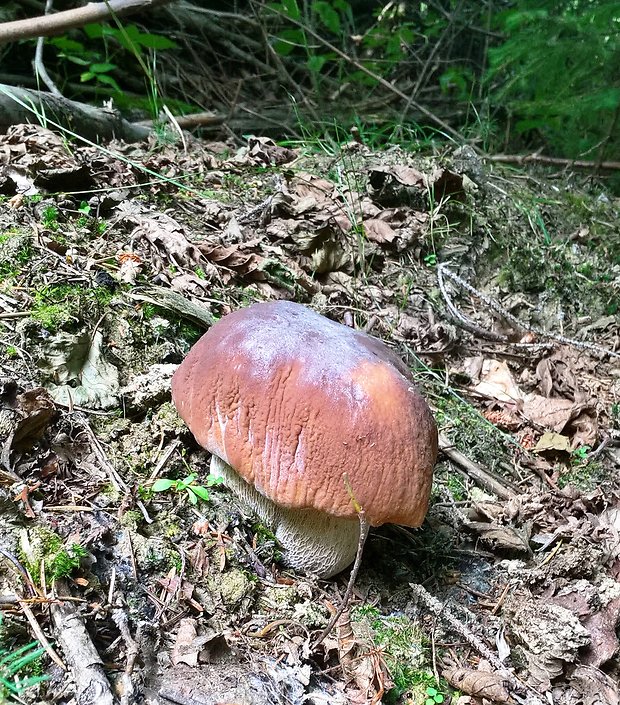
left=132, top=213, right=204, bottom=269
left=442, top=667, right=513, bottom=704
left=464, top=358, right=523, bottom=403
left=570, top=665, right=620, bottom=705
left=242, top=136, right=298, bottom=166
left=171, top=618, right=199, bottom=667
left=0, top=382, right=56, bottom=459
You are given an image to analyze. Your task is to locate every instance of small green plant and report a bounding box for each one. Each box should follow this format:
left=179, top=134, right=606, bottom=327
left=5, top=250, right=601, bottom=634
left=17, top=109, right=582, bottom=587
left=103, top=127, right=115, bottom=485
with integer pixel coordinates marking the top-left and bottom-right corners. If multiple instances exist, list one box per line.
left=5, top=346, right=18, bottom=358
left=151, top=473, right=221, bottom=505
left=571, top=445, right=590, bottom=464
left=51, top=544, right=88, bottom=581
left=425, top=686, right=445, bottom=705
left=41, top=206, right=59, bottom=230
left=0, top=618, right=48, bottom=701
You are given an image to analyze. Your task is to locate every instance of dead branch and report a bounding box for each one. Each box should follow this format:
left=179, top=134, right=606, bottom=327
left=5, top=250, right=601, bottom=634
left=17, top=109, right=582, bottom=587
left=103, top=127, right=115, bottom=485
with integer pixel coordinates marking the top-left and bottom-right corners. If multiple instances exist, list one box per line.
left=488, top=153, right=620, bottom=172
left=0, top=83, right=151, bottom=143
left=50, top=582, right=115, bottom=705
left=0, top=0, right=174, bottom=44
left=438, top=433, right=518, bottom=501
left=409, top=583, right=545, bottom=705
left=437, top=264, right=620, bottom=359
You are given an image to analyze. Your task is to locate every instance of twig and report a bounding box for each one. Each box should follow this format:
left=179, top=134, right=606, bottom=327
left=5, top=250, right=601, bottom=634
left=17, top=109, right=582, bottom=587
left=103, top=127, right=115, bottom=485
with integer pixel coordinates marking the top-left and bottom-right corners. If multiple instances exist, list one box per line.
left=18, top=599, right=66, bottom=670
left=112, top=609, right=141, bottom=705
left=437, top=264, right=620, bottom=358
left=50, top=581, right=115, bottom=705
left=488, top=153, right=620, bottom=172
left=33, top=0, right=62, bottom=96
left=439, top=432, right=518, bottom=501
left=409, top=583, right=545, bottom=705
left=313, top=509, right=369, bottom=649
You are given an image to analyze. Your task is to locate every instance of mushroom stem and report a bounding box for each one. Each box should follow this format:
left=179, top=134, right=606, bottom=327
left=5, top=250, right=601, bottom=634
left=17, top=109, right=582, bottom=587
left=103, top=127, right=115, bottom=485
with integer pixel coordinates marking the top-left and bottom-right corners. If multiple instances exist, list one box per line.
left=210, top=455, right=361, bottom=578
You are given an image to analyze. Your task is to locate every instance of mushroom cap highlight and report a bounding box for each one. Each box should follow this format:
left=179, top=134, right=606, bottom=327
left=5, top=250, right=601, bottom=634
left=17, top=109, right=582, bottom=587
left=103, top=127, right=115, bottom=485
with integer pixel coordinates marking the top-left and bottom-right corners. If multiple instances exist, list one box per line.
left=171, top=300, right=437, bottom=528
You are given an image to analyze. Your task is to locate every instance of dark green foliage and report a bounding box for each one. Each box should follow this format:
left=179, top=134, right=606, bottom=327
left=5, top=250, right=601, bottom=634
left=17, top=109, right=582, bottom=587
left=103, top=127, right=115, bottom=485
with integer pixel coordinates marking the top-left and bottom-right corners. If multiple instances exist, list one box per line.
left=486, top=1, right=620, bottom=161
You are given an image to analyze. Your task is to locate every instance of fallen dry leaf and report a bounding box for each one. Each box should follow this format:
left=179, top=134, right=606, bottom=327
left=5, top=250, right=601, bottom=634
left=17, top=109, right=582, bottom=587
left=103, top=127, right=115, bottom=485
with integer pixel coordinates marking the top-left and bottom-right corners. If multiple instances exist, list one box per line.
left=533, top=431, right=572, bottom=454
left=570, top=665, right=620, bottom=705
left=442, top=667, right=512, bottom=704
left=171, top=617, right=199, bottom=667
left=465, top=357, right=523, bottom=403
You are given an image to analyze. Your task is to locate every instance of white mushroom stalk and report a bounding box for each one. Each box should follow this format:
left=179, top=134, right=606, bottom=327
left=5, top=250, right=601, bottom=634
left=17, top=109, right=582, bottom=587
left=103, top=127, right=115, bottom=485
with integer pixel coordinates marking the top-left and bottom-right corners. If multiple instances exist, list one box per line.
left=211, top=455, right=360, bottom=578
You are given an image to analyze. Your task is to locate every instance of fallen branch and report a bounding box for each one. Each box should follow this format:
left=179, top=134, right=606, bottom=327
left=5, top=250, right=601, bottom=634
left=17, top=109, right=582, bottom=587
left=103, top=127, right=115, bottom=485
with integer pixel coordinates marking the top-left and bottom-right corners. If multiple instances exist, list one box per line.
left=439, top=432, right=518, bottom=501
left=409, top=583, right=544, bottom=705
left=437, top=264, right=620, bottom=359
left=0, top=0, right=173, bottom=44
left=51, top=581, right=115, bottom=705
left=0, top=83, right=151, bottom=142
left=488, top=152, right=620, bottom=172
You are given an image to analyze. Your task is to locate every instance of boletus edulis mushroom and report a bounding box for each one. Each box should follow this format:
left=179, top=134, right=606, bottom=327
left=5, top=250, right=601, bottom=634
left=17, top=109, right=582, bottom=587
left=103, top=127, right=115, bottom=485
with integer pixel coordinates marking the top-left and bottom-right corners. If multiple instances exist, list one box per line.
left=171, top=301, right=437, bottom=578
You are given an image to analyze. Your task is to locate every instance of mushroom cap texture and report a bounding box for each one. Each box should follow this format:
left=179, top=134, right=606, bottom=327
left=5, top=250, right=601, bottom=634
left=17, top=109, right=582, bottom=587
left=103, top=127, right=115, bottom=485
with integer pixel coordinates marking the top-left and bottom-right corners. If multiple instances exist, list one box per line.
left=172, top=301, right=437, bottom=527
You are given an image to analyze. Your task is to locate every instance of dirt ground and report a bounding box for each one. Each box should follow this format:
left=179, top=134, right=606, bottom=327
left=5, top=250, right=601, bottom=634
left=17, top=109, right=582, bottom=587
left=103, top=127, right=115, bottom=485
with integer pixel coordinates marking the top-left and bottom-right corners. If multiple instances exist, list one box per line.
left=0, top=122, right=619, bottom=705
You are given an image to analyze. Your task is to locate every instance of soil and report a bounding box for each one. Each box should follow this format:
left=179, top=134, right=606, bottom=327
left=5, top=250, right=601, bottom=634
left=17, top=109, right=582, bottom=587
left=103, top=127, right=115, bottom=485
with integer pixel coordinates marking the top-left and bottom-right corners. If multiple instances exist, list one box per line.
left=0, top=122, right=619, bottom=705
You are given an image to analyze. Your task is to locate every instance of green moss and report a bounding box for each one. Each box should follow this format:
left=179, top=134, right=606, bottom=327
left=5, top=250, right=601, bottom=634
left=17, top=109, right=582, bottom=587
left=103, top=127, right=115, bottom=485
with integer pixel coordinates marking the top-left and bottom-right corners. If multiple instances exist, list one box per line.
left=31, top=283, right=114, bottom=332
left=0, top=231, right=32, bottom=279
left=557, top=459, right=610, bottom=492
left=18, top=528, right=85, bottom=586
left=352, top=606, right=443, bottom=703
left=486, top=184, right=620, bottom=324
left=434, top=392, right=512, bottom=472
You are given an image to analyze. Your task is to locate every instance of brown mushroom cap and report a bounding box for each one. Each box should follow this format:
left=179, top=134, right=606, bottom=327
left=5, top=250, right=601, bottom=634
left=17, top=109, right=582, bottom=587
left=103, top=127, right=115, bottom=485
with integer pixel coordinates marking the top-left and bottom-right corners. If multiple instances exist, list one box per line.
left=172, top=301, right=437, bottom=528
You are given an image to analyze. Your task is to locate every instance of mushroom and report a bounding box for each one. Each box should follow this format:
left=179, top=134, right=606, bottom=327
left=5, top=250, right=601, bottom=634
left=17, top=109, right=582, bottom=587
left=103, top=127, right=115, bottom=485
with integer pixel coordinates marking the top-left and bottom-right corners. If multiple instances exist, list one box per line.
left=171, top=301, right=437, bottom=578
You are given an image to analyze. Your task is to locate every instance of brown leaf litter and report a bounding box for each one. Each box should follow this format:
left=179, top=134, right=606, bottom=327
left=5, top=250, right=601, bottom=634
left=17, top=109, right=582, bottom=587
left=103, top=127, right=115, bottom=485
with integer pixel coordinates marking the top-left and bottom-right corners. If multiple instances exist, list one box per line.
left=0, top=122, right=619, bottom=705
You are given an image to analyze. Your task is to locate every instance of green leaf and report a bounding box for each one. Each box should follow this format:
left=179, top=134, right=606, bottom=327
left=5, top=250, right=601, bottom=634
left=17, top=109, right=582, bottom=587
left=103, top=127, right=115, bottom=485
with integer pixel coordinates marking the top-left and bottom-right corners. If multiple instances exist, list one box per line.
left=83, top=23, right=105, bottom=38
left=186, top=488, right=198, bottom=504
left=272, top=28, right=306, bottom=56
left=280, top=0, right=301, bottom=20
left=152, top=478, right=176, bottom=492
left=426, top=688, right=438, bottom=697
left=135, top=33, right=178, bottom=50
left=307, top=54, right=328, bottom=73
left=89, top=62, right=116, bottom=73
left=189, top=485, right=211, bottom=502
left=80, top=71, right=95, bottom=83
left=314, top=1, right=341, bottom=34
left=95, top=74, right=122, bottom=92
left=50, top=37, right=85, bottom=53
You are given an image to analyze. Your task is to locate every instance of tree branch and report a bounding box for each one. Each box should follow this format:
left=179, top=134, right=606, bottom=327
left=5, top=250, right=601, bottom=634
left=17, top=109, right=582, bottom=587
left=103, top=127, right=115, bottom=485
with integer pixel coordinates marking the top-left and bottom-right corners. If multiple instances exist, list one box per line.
left=0, top=0, right=174, bottom=44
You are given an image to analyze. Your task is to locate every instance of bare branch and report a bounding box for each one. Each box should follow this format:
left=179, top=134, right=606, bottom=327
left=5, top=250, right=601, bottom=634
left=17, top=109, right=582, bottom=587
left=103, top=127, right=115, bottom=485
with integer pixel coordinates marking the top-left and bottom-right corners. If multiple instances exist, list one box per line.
left=0, top=0, right=174, bottom=44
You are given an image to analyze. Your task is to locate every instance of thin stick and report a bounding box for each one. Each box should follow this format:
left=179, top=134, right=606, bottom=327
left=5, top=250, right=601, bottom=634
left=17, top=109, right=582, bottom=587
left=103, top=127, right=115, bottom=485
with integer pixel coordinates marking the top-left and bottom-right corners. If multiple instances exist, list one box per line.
left=439, top=433, right=518, bottom=501
left=18, top=599, right=66, bottom=671
left=438, top=264, right=620, bottom=358
left=313, top=509, right=369, bottom=649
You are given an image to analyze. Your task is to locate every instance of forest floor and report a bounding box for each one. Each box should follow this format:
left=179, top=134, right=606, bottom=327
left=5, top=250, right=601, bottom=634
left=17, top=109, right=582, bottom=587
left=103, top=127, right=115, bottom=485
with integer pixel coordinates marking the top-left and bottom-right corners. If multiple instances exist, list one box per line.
left=0, top=122, right=619, bottom=705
